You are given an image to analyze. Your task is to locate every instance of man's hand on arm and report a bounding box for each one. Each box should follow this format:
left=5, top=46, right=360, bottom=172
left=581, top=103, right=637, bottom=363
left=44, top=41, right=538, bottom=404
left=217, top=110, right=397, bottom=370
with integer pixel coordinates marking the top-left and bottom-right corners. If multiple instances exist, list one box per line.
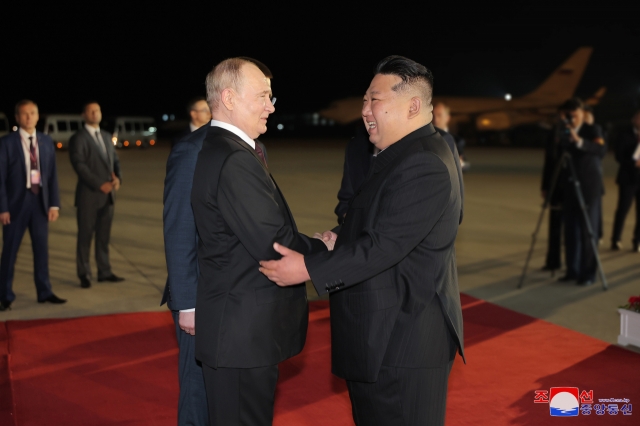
left=100, top=181, right=113, bottom=194
left=259, top=243, right=310, bottom=286
left=179, top=310, right=195, bottom=335
left=0, top=212, right=9, bottom=225
left=48, top=208, right=59, bottom=222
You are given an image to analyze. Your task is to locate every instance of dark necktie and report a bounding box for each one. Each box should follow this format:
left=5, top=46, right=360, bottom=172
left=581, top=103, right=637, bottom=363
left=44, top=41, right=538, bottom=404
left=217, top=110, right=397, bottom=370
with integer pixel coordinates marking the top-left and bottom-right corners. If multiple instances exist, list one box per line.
left=29, top=136, right=40, bottom=195
left=95, top=131, right=107, bottom=157
left=255, top=144, right=267, bottom=167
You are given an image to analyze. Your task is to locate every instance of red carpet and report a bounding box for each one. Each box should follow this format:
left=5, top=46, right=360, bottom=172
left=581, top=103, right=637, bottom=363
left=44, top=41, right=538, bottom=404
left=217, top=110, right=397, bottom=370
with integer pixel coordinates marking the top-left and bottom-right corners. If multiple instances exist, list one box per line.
left=0, top=296, right=638, bottom=425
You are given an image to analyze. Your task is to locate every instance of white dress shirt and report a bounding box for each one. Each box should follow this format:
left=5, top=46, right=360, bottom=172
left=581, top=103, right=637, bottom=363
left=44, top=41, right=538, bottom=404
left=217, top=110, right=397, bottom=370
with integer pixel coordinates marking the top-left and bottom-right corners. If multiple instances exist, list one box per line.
left=18, top=128, right=59, bottom=210
left=18, top=128, right=41, bottom=189
left=210, top=120, right=256, bottom=149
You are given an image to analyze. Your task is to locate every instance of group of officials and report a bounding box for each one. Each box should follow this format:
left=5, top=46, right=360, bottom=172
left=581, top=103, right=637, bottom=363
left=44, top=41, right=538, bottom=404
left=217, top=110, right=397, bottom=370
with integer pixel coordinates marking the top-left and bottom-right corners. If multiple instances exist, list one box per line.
left=163, top=56, right=464, bottom=426
left=0, top=101, right=124, bottom=311
left=542, top=99, right=640, bottom=286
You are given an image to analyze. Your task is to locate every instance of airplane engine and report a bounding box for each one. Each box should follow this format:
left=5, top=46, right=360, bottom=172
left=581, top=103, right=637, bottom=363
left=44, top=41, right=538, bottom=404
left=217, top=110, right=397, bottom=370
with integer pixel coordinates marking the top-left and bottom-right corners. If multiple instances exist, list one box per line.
left=476, top=112, right=510, bottom=131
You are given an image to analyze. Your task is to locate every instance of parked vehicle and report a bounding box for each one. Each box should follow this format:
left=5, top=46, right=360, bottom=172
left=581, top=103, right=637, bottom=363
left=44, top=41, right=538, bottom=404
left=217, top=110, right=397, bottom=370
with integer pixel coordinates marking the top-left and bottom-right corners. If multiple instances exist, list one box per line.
left=38, top=114, right=84, bottom=149
left=105, top=116, right=157, bottom=148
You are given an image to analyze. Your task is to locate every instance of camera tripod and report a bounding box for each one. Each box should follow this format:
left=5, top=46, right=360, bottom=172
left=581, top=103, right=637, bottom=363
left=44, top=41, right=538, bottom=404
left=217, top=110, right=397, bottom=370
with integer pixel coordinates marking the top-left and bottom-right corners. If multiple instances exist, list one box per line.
left=518, top=149, right=608, bottom=291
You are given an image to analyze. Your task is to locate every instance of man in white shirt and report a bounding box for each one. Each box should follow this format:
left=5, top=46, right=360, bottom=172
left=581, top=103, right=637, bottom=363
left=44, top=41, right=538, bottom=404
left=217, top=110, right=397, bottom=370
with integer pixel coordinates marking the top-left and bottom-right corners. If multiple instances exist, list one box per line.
left=68, top=102, right=123, bottom=289
left=0, top=99, right=66, bottom=310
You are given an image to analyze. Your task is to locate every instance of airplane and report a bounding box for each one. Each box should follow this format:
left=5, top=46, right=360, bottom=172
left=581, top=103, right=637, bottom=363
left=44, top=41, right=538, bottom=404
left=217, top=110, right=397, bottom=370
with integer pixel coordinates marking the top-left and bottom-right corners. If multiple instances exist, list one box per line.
left=319, top=47, right=602, bottom=132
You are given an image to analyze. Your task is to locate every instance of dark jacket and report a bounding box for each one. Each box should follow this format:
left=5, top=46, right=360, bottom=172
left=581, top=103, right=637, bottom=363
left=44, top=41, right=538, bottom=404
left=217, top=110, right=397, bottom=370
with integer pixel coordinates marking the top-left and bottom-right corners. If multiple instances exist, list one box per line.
left=68, top=127, right=122, bottom=207
left=306, top=124, right=464, bottom=382
left=0, top=131, right=60, bottom=215
left=191, top=126, right=325, bottom=369
left=615, top=126, right=640, bottom=186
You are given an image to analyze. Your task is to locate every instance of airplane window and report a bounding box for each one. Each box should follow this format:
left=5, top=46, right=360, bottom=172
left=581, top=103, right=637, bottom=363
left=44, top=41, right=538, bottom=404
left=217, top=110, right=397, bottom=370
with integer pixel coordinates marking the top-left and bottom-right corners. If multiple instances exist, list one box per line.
left=125, top=122, right=133, bottom=132
left=70, top=121, right=80, bottom=131
left=57, top=121, right=68, bottom=131
left=134, top=122, right=142, bottom=131
left=47, top=124, right=55, bottom=133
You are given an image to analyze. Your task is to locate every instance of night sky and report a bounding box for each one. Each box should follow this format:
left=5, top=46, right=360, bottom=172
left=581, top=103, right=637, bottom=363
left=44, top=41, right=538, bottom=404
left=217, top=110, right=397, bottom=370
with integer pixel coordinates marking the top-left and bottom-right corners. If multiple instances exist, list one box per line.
left=2, top=4, right=639, bottom=125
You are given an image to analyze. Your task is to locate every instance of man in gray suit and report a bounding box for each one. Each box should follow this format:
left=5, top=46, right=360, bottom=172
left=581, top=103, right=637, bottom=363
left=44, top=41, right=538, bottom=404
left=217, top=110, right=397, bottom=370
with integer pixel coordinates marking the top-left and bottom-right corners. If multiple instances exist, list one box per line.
left=261, top=56, right=464, bottom=426
left=69, top=102, right=124, bottom=288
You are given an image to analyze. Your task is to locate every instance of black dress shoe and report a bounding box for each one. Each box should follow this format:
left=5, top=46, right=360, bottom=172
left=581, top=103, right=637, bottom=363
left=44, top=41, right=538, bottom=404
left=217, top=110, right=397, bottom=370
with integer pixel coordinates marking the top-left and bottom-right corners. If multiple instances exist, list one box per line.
left=0, top=300, right=12, bottom=311
left=577, top=279, right=595, bottom=287
left=80, top=277, right=91, bottom=288
left=98, top=274, right=125, bottom=282
left=38, top=294, right=67, bottom=304
left=558, top=275, right=577, bottom=282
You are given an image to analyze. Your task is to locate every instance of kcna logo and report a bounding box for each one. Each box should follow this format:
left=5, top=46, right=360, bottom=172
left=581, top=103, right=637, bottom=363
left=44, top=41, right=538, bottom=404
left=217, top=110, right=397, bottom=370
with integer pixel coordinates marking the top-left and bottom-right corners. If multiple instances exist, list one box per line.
left=534, top=387, right=632, bottom=417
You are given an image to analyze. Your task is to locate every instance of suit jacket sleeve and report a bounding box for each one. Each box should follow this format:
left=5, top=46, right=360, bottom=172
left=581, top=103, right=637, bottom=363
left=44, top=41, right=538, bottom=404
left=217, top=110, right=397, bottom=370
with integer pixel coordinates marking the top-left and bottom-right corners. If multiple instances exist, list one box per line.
left=574, top=125, right=606, bottom=158
left=306, top=151, right=452, bottom=295
left=163, top=141, right=198, bottom=310
left=113, top=148, right=122, bottom=182
left=0, top=138, right=8, bottom=212
left=68, top=133, right=109, bottom=190
left=45, top=138, right=61, bottom=208
left=218, top=151, right=324, bottom=262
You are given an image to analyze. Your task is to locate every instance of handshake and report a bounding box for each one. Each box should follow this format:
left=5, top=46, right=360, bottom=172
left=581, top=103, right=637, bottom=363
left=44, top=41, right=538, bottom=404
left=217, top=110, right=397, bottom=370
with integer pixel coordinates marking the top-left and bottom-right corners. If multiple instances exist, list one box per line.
left=259, top=230, right=337, bottom=287
left=313, top=230, right=337, bottom=251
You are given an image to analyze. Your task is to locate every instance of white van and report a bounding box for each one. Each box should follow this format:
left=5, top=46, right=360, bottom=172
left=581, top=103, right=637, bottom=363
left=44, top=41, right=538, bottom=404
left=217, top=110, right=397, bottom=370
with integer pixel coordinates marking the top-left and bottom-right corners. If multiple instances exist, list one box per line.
left=108, top=116, right=157, bottom=148
left=0, top=112, right=10, bottom=138
left=40, top=115, right=84, bottom=149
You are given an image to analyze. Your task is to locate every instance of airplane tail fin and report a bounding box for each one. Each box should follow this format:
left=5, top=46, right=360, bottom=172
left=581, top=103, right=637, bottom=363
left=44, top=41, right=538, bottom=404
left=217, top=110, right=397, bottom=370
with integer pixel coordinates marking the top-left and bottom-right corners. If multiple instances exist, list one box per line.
left=523, top=47, right=593, bottom=103
left=585, top=86, right=607, bottom=106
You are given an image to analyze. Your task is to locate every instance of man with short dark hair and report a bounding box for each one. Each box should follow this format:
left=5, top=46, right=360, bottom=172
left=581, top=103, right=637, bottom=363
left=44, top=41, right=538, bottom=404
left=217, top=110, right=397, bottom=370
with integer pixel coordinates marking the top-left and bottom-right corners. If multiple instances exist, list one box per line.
left=611, top=110, right=640, bottom=252
left=260, top=55, right=465, bottom=426
left=69, top=102, right=123, bottom=289
left=552, top=98, right=606, bottom=285
left=0, top=100, right=66, bottom=310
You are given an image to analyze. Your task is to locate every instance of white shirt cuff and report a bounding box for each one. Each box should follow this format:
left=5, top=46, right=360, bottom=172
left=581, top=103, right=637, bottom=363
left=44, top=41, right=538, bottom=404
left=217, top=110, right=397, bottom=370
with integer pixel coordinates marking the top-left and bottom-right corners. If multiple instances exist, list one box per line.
left=180, top=308, right=195, bottom=313
left=49, top=207, right=60, bottom=210
left=576, top=138, right=584, bottom=149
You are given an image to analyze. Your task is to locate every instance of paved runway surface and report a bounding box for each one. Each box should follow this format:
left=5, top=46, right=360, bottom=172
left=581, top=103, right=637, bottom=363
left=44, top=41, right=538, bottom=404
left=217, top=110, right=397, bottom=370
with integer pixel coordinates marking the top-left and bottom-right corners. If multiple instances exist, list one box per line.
left=2, top=139, right=638, bottom=351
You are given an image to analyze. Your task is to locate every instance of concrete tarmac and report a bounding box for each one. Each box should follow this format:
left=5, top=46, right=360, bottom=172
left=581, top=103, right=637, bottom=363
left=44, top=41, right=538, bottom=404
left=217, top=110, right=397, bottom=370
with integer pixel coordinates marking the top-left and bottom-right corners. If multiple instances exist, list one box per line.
left=2, top=140, right=638, bottom=351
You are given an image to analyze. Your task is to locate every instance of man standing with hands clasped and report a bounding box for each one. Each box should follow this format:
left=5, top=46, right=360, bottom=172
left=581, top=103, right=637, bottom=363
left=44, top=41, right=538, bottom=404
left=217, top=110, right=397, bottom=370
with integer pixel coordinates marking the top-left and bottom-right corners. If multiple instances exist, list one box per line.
left=260, top=56, right=465, bottom=426
left=69, top=102, right=124, bottom=289
left=0, top=100, right=66, bottom=311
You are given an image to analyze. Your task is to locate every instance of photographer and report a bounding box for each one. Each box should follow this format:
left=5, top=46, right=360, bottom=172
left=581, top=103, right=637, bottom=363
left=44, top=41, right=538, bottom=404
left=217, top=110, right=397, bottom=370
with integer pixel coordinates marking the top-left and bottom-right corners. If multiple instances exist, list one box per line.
left=555, top=98, right=606, bottom=286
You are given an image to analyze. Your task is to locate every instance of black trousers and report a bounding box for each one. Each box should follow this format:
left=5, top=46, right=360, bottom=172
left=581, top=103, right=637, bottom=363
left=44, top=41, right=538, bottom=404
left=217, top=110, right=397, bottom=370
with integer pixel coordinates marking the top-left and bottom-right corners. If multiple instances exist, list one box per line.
left=76, top=198, right=114, bottom=279
left=545, top=206, right=563, bottom=269
left=611, top=183, right=640, bottom=244
left=347, top=361, right=455, bottom=426
left=202, top=363, right=279, bottom=426
left=171, top=311, right=208, bottom=426
left=564, top=194, right=600, bottom=281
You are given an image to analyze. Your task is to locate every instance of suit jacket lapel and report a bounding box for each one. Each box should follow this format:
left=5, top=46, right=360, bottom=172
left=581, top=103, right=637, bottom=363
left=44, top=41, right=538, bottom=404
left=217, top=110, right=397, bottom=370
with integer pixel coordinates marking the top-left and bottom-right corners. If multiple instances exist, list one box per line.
left=13, top=133, right=27, bottom=181
left=83, top=128, right=110, bottom=169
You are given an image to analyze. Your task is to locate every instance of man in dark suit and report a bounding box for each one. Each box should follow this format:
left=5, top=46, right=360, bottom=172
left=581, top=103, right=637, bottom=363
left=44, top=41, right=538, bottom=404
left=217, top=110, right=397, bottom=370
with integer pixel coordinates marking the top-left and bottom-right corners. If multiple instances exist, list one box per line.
left=553, top=98, right=606, bottom=286
left=190, top=58, right=327, bottom=425
left=611, top=110, right=640, bottom=251
left=0, top=99, right=66, bottom=311
left=69, top=102, right=124, bottom=289
left=163, top=59, right=273, bottom=426
left=170, top=97, right=212, bottom=150
left=261, top=56, right=465, bottom=426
